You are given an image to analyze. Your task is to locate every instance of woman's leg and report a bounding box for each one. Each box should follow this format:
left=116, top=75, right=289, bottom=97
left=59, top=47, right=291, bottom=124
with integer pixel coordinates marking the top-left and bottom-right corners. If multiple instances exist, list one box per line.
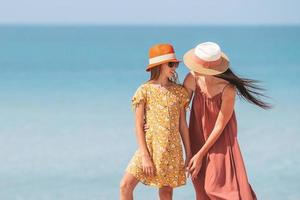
left=158, top=186, right=173, bottom=200
left=192, top=177, right=210, bottom=200
left=120, top=172, right=139, bottom=200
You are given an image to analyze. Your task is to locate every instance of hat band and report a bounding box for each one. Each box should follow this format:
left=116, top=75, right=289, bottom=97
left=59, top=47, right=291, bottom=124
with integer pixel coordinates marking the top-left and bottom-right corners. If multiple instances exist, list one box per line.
left=149, top=53, right=176, bottom=65
left=192, top=53, right=222, bottom=69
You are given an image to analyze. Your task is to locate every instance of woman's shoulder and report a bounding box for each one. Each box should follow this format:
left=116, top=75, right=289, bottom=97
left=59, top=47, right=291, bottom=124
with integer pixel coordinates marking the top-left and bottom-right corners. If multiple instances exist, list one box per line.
left=184, top=72, right=194, bottom=81
left=183, top=72, right=196, bottom=91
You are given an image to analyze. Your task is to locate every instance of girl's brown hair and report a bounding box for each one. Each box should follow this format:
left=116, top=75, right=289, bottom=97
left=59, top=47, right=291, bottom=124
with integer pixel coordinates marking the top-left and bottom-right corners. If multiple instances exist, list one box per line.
left=215, top=68, right=271, bottom=109
left=149, top=64, right=179, bottom=84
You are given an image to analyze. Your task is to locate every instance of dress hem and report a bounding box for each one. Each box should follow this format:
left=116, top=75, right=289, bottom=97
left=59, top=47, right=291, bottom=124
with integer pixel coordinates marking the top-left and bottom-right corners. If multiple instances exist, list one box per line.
left=125, top=170, right=186, bottom=189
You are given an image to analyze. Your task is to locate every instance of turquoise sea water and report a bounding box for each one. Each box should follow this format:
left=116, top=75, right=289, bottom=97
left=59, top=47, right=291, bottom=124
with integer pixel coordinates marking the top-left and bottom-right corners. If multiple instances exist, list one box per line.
left=0, top=25, right=299, bottom=199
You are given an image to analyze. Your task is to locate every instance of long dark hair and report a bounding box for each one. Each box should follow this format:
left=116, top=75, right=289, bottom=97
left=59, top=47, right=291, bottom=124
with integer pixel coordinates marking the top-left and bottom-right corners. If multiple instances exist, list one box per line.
left=215, top=68, right=271, bottom=109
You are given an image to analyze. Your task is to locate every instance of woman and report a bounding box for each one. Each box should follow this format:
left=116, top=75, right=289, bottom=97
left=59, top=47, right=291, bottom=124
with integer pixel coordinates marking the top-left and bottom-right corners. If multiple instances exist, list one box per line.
left=183, top=42, right=270, bottom=200
left=120, top=44, right=191, bottom=200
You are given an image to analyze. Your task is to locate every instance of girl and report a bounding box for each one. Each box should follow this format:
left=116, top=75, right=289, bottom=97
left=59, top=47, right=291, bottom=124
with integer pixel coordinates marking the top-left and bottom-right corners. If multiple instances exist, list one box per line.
left=183, top=42, right=271, bottom=200
left=120, top=44, right=191, bottom=200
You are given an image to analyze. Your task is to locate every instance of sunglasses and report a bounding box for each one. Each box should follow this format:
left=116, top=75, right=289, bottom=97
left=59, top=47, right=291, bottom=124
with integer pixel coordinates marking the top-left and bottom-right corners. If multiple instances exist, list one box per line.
left=168, top=62, right=179, bottom=68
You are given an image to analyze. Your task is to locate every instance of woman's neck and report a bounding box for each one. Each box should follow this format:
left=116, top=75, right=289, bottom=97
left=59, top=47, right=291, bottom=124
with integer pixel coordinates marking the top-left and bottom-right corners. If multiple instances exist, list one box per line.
left=202, top=76, right=215, bottom=85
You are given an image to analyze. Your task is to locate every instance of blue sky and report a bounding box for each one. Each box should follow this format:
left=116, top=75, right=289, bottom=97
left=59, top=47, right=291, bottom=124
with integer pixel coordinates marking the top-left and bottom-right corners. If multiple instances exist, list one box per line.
left=0, top=0, right=299, bottom=25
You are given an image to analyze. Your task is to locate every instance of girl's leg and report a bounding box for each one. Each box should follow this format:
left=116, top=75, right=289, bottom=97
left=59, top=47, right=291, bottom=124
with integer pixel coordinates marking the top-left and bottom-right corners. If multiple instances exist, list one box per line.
left=158, top=186, right=173, bottom=200
left=120, top=172, right=139, bottom=200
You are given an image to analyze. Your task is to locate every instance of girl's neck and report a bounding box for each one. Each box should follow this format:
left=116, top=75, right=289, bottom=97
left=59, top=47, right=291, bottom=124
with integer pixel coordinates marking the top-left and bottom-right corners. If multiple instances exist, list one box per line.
left=154, top=75, right=170, bottom=86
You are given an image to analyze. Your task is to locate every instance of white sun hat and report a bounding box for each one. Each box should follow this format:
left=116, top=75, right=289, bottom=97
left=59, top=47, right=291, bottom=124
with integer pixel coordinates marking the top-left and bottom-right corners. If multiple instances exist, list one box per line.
left=183, top=42, right=230, bottom=75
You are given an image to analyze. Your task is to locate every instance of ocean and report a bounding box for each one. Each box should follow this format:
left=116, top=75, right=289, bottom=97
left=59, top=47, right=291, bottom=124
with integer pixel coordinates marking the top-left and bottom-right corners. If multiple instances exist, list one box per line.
left=0, top=25, right=299, bottom=199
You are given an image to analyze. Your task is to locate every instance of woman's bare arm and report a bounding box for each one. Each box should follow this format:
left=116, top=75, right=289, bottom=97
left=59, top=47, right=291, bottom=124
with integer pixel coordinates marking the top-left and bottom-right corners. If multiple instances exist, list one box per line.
left=197, top=85, right=236, bottom=157
left=188, top=85, right=236, bottom=179
left=179, top=106, right=192, bottom=164
left=183, top=72, right=195, bottom=99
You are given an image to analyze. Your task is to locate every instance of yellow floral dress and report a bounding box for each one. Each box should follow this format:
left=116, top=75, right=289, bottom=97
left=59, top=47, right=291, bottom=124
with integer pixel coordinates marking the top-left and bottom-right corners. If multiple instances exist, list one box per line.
left=126, top=82, right=190, bottom=188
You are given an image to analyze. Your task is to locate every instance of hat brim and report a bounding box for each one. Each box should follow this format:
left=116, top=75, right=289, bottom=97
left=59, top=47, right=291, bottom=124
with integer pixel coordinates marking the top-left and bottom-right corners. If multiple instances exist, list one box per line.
left=183, top=49, right=230, bottom=75
left=146, top=59, right=181, bottom=71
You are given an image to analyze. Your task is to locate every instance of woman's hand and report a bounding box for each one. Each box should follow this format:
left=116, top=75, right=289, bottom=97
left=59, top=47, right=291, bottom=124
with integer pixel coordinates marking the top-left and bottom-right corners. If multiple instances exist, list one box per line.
left=141, top=155, right=155, bottom=176
left=143, top=123, right=149, bottom=133
left=187, top=153, right=203, bottom=180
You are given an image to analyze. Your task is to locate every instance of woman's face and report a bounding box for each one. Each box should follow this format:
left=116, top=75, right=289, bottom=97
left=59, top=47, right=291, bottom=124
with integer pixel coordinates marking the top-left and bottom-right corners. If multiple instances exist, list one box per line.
left=161, top=62, right=178, bottom=79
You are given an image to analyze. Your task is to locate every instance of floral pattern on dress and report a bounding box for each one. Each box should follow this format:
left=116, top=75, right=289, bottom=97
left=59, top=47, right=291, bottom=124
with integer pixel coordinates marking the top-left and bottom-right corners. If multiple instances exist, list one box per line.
left=126, top=82, right=190, bottom=188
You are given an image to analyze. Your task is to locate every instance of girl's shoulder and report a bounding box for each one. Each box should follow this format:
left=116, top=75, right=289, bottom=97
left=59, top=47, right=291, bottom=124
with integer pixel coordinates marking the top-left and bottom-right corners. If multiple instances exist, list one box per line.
left=171, top=83, right=188, bottom=95
left=171, top=82, right=186, bottom=90
left=135, top=81, right=150, bottom=91
left=136, top=81, right=187, bottom=93
left=132, top=83, right=150, bottom=108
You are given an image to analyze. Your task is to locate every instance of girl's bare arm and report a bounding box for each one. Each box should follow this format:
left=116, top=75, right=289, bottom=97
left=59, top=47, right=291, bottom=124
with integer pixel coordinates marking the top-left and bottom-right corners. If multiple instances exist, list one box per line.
left=135, top=102, right=154, bottom=176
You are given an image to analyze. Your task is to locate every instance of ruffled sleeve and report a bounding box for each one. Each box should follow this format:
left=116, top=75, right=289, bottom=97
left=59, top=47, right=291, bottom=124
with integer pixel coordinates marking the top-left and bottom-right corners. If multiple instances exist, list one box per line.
left=180, top=86, right=190, bottom=110
left=131, top=85, right=147, bottom=109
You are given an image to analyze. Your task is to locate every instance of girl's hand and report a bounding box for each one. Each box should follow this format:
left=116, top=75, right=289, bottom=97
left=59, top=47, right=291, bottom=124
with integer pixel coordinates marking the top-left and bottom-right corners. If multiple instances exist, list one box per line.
left=187, top=153, right=203, bottom=180
left=141, top=155, right=155, bottom=176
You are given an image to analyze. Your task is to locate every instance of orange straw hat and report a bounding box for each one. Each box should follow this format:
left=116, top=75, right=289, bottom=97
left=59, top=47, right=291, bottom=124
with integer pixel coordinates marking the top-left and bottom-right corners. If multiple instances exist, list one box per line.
left=183, top=42, right=230, bottom=75
left=146, top=43, right=180, bottom=71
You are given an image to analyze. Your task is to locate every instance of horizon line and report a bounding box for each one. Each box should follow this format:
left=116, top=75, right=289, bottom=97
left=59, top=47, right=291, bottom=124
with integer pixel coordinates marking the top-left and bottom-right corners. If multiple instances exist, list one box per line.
left=0, top=22, right=299, bottom=27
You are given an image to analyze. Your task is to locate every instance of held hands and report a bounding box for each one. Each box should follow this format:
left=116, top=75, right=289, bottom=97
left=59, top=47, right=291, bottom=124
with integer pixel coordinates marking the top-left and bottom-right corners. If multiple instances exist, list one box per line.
left=141, top=154, right=155, bottom=177
left=184, top=154, right=191, bottom=177
left=184, top=153, right=192, bottom=170
left=186, top=153, right=204, bottom=180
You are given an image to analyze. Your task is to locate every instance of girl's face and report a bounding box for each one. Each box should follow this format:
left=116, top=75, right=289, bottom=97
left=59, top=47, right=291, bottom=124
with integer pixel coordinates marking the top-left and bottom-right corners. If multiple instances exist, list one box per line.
left=161, top=62, right=178, bottom=79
